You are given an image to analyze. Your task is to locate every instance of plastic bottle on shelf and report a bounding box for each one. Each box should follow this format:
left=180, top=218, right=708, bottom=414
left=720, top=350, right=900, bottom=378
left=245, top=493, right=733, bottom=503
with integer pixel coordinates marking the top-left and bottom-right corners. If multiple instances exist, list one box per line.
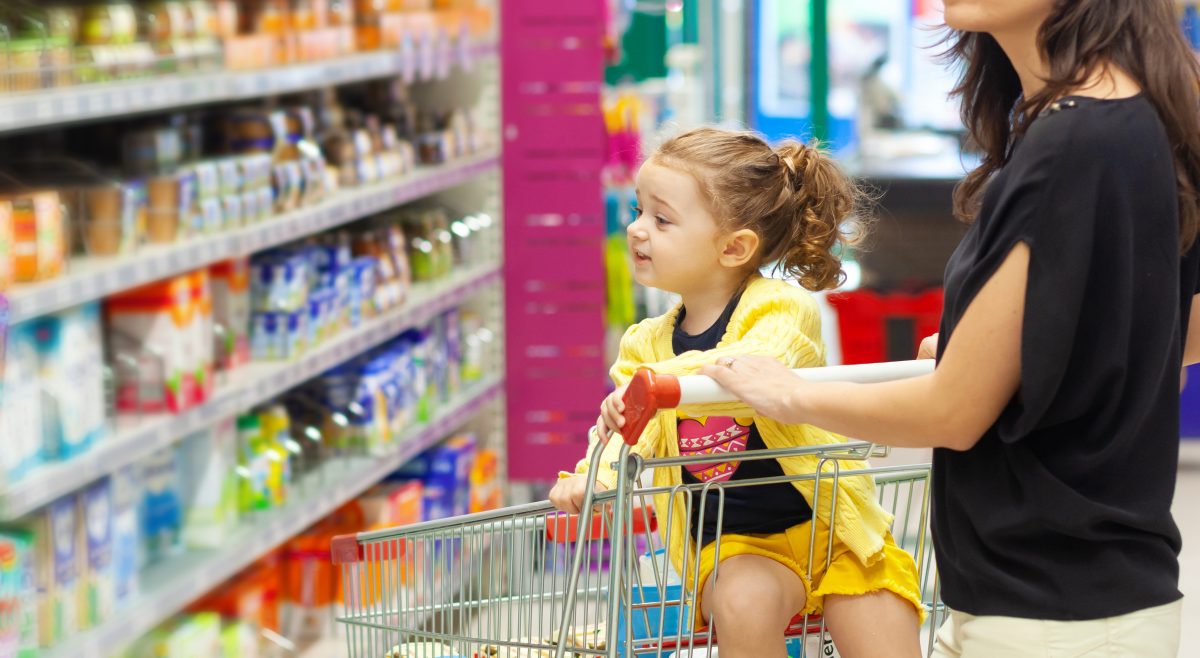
left=236, top=413, right=272, bottom=513
left=259, top=405, right=295, bottom=507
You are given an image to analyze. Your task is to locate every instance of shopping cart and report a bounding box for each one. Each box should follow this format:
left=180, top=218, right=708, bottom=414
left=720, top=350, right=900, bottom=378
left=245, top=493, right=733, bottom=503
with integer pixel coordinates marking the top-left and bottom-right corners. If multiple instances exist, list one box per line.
left=332, top=361, right=945, bottom=658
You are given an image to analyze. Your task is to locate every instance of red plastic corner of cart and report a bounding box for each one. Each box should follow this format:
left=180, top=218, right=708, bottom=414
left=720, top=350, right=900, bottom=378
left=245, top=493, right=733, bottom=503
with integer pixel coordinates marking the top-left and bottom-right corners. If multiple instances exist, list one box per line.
left=545, top=505, right=657, bottom=543
left=330, top=534, right=363, bottom=565
left=621, top=369, right=680, bottom=446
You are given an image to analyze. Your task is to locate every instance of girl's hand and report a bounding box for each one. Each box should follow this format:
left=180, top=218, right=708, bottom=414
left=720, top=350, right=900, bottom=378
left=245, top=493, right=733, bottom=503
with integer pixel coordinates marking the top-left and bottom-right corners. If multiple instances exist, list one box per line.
left=699, top=355, right=811, bottom=425
left=917, top=333, right=939, bottom=360
left=549, top=474, right=608, bottom=514
left=597, top=385, right=629, bottom=439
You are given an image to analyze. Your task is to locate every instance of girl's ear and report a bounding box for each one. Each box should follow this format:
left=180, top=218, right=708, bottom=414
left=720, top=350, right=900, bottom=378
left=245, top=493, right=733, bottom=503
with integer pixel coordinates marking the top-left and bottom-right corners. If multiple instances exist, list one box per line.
left=718, top=228, right=760, bottom=268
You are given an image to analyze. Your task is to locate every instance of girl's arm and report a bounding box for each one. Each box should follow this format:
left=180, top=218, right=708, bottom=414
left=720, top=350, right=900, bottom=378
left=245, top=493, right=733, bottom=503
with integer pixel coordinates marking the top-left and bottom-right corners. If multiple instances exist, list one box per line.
left=702, top=244, right=1029, bottom=451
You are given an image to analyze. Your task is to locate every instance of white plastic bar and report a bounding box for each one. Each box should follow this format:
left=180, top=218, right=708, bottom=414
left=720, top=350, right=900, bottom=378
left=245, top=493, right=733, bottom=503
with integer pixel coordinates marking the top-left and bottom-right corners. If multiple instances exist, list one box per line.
left=675, top=359, right=935, bottom=405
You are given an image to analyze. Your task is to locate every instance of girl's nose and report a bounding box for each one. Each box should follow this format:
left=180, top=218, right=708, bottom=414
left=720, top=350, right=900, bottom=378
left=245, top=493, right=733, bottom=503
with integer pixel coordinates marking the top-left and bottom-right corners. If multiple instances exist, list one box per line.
left=627, top=216, right=649, bottom=240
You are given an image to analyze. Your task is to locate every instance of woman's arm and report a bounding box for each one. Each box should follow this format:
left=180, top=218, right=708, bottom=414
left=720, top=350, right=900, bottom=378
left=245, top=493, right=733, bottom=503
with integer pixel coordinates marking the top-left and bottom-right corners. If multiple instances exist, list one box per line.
left=701, top=243, right=1030, bottom=451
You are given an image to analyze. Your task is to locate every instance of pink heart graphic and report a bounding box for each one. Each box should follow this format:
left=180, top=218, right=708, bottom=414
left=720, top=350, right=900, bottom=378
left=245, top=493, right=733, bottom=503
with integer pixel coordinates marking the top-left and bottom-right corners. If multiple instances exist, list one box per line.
left=677, top=416, right=751, bottom=482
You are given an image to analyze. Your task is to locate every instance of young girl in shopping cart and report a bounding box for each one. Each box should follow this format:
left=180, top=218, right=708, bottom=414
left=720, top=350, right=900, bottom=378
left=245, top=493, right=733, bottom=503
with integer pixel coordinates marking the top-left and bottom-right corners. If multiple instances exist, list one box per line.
left=549, top=127, right=924, bottom=658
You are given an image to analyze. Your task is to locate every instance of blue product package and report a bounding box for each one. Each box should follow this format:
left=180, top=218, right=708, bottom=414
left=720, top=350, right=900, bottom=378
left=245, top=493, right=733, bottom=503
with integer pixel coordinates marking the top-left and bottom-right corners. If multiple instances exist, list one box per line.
left=615, top=584, right=689, bottom=654
left=110, top=465, right=141, bottom=609
left=251, top=312, right=281, bottom=361
left=140, top=448, right=183, bottom=565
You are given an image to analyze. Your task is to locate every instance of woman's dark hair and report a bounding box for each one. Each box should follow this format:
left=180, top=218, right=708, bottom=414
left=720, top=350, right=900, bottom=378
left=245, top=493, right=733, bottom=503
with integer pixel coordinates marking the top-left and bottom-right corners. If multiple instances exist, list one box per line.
left=945, top=0, right=1200, bottom=252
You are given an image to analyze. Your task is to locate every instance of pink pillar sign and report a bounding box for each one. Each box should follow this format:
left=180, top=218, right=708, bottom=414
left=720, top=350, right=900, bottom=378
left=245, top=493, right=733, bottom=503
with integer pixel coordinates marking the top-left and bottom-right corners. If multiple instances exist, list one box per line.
left=503, top=0, right=609, bottom=480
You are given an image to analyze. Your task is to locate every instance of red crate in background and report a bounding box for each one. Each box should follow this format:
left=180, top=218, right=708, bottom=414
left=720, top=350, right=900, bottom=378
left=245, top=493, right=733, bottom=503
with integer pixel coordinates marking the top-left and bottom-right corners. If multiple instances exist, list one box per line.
left=826, top=289, right=943, bottom=364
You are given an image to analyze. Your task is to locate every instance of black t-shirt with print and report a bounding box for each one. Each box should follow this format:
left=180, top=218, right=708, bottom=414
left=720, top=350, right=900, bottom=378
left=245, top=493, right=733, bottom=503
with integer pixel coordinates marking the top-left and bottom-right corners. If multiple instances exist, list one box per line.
left=673, top=293, right=813, bottom=545
left=933, top=95, right=1200, bottom=620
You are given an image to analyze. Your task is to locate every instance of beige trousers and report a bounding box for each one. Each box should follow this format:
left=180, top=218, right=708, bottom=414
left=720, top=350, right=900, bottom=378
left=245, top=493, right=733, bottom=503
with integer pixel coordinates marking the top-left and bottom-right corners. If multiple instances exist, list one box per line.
left=930, top=600, right=1182, bottom=658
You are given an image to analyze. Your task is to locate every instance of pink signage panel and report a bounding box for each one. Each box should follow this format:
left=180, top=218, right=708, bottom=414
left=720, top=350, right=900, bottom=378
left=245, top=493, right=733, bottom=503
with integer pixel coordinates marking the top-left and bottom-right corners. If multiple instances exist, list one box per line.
left=503, top=0, right=609, bottom=480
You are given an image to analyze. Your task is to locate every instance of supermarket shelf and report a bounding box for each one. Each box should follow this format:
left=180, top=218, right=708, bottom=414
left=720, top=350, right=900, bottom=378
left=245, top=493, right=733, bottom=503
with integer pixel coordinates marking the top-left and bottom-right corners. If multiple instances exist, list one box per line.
left=42, top=374, right=505, bottom=658
left=5, top=151, right=500, bottom=322
left=0, top=41, right=497, bottom=134
left=0, top=262, right=502, bottom=520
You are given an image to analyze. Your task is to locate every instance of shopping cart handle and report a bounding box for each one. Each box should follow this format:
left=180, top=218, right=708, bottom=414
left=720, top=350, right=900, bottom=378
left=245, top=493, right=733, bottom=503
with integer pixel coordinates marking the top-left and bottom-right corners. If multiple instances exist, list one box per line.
left=619, top=360, right=935, bottom=445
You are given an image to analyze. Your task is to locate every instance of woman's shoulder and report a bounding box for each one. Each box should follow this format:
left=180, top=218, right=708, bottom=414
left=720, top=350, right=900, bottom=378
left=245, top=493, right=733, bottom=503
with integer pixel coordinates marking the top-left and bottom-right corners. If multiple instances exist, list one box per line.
left=1020, top=94, right=1167, bottom=165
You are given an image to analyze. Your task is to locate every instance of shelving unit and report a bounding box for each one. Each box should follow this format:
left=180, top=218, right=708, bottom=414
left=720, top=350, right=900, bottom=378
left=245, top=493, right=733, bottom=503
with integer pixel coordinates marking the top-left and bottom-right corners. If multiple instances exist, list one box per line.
left=5, top=152, right=499, bottom=322
left=0, top=4, right=509, bottom=655
left=0, top=41, right=496, bottom=135
left=41, top=375, right=505, bottom=658
left=0, top=262, right=502, bottom=519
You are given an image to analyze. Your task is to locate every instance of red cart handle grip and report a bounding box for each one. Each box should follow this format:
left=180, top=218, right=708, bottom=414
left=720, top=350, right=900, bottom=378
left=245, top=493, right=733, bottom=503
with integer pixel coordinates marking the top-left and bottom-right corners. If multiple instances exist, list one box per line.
left=619, top=369, right=680, bottom=446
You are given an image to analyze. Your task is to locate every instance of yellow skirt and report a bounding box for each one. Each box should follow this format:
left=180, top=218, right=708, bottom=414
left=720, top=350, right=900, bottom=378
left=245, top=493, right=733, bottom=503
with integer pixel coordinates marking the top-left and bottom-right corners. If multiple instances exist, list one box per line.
left=688, top=522, right=925, bottom=627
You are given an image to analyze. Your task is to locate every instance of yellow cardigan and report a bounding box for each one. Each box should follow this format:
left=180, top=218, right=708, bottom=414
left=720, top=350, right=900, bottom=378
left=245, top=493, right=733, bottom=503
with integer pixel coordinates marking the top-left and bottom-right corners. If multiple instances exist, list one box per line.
left=569, top=276, right=893, bottom=576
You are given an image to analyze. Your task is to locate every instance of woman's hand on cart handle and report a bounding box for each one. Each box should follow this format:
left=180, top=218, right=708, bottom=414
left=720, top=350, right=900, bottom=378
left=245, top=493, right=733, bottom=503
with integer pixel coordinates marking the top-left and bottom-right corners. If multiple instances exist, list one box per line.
left=549, top=474, right=608, bottom=514
left=917, top=333, right=939, bottom=360
left=699, top=355, right=810, bottom=425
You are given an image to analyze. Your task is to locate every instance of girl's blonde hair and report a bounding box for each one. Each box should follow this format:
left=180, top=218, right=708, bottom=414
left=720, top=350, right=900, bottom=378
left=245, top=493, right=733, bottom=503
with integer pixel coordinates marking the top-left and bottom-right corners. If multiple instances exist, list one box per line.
left=651, top=127, right=868, bottom=291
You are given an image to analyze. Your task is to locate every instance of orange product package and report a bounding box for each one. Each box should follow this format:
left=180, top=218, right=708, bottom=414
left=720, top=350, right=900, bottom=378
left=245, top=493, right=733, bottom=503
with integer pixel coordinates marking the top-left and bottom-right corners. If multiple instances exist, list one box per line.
left=6, top=191, right=65, bottom=283
left=0, top=199, right=13, bottom=291
left=469, top=449, right=501, bottom=513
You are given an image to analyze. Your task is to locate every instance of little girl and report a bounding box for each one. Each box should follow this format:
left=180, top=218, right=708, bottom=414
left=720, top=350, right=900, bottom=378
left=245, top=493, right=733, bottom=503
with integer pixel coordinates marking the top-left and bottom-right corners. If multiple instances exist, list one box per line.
left=549, top=128, right=924, bottom=658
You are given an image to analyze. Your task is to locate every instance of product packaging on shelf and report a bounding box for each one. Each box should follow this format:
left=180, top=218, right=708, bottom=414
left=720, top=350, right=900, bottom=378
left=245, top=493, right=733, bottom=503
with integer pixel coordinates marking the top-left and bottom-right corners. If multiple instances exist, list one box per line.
left=2, top=190, right=66, bottom=284
left=31, top=303, right=108, bottom=461
left=110, top=464, right=141, bottom=611
left=280, top=529, right=338, bottom=644
left=140, top=447, right=184, bottom=565
left=236, top=414, right=271, bottom=514
left=0, top=529, right=38, bottom=658
left=189, top=270, right=216, bottom=405
left=179, top=419, right=241, bottom=549
left=78, top=478, right=115, bottom=630
left=34, top=496, right=80, bottom=647
left=210, top=258, right=253, bottom=374
left=389, top=433, right=476, bottom=521
left=107, top=275, right=198, bottom=414
left=258, top=405, right=296, bottom=508
left=0, top=322, right=45, bottom=483
left=468, top=448, right=500, bottom=513
left=0, top=200, right=12, bottom=291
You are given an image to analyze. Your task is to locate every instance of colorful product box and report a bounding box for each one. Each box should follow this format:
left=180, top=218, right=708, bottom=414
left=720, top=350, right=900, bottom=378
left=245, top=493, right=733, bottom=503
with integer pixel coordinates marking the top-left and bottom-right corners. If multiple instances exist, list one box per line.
left=0, top=529, right=38, bottom=658
left=468, top=449, right=501, bottom=514
left=107, top=275, right=199, bottom=414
